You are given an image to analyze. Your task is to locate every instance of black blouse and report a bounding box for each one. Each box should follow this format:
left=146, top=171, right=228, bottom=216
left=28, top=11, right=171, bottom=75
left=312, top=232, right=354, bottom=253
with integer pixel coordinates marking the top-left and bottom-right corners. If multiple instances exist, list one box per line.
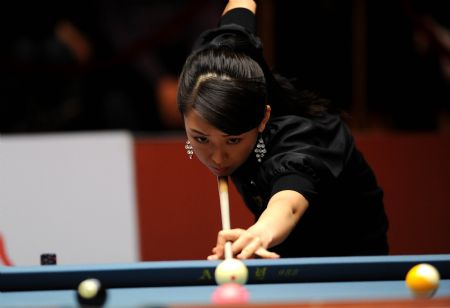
left=197, top=7, right=389, bottom=257
left=232, top=114, right=389, bottom=257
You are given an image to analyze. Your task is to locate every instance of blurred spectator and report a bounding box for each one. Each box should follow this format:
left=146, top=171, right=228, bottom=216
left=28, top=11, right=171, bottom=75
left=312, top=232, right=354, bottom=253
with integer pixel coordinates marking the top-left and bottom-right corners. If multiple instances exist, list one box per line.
left=367, top=0, right=450, bottom=131
left=407, top=0, right=450, bottom=130
left=2, top=0, right=448, bottom=133
left=0, top=0, right=222, bottom=133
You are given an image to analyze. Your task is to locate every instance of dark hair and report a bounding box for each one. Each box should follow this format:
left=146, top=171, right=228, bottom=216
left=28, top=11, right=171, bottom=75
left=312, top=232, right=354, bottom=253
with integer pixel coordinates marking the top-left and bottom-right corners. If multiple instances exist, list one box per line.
left=178, top=47, right=267, bottom=135
left=177, top=29, right=334, bottom=135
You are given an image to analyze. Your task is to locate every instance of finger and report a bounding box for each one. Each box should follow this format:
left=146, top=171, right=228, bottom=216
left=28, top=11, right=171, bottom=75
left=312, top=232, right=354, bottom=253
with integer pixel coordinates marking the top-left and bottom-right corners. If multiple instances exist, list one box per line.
left=211, top=246, right=219, bottom=254
left=207, top=254, right=220, bottom=260
left=216, top=229, right=246, bottom=245
left=207, top=245, right=223, bottom=260
left=231, top=235, right=258, bottom=258
left=237, top=249, right=279, bottom=259
left=254, top=248, right=280, bottom=259
left=216, top=229, right=246, bottom=258
left=234, top=235, right=267, bottom=259
left=235, top=236, right=280, bottom=259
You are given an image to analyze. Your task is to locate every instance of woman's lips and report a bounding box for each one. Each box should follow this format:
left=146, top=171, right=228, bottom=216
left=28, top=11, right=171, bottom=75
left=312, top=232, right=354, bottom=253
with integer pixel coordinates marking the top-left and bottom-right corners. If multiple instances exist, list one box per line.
left=211, top=167, right=228, bottom=175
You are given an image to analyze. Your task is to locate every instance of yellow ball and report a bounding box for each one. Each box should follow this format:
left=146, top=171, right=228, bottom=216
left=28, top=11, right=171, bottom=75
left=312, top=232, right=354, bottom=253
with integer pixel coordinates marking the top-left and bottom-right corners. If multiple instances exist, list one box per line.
left=214, top=258, right=249, bottom=285
left=78, top=278, right=101, bottom=299
left=405, top=263, right=440, bottom=298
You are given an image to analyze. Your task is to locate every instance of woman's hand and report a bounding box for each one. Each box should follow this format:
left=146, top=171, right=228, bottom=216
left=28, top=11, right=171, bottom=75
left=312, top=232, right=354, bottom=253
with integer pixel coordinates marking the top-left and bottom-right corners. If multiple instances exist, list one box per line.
left=207, top=190, right=309, bottom=260
left=207, top=228, right=280, bottom=260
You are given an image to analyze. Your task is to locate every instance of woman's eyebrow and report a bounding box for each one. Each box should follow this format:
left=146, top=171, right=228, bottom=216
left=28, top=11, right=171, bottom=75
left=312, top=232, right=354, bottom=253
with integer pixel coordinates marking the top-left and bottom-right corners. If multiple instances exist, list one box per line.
left=189, top=128, right=208, bottom=136
left=189, top=127, right=241, bottom=138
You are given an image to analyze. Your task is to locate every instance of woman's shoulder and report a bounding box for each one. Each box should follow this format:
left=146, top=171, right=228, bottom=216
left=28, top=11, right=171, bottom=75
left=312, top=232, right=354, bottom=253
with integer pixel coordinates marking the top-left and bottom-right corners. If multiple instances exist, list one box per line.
left=259, top=113, right=358, bottom=183
left=264, top=113, right=356, bottom=157
left=266, top=113, right=347, bottom=138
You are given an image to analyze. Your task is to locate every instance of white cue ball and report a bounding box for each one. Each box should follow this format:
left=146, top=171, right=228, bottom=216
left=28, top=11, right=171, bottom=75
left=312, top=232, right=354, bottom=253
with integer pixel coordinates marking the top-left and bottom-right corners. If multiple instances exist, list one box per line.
left=78, top=278, right=101, bottom=299
left=215, top=258, right=249, bottom=285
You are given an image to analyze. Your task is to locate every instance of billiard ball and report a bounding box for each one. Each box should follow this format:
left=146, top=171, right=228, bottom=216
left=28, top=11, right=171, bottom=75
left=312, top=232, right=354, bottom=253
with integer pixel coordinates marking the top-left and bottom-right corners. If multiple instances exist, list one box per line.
left=76, top=278, right=107, bottom=306
left=405, top=263, right=440, bottom=298
left=214, top=258, right=248, bottom=285
left=211, top=282, right=250, bottom=304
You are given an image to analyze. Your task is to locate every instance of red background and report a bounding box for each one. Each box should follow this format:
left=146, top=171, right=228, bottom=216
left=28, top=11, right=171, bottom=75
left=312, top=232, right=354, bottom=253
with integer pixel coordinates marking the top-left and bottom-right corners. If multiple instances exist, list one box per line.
left=134, top=132, right=450, bottom=261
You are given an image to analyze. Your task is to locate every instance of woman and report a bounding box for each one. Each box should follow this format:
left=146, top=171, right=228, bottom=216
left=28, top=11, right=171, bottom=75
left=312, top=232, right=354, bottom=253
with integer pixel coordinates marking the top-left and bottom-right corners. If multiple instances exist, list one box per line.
left=177, top=0, right=389, bottom=259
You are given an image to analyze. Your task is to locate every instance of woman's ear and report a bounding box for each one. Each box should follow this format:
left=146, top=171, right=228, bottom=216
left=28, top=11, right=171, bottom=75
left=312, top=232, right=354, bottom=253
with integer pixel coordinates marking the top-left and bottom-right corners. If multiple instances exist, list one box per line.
left=258, top=105, right=271, bottom=133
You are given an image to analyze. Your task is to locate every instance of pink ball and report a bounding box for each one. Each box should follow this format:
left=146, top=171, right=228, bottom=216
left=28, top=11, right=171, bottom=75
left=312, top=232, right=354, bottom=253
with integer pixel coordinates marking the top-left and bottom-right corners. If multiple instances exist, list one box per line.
left=211, top=282, right=250, bottom=304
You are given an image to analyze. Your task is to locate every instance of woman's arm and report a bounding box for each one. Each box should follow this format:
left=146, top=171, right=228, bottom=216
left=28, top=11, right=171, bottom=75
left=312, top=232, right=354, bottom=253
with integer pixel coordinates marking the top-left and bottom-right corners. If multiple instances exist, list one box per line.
left=208, top=190, right=309, bottom=259
left=222, top=0, right=256, bottom=16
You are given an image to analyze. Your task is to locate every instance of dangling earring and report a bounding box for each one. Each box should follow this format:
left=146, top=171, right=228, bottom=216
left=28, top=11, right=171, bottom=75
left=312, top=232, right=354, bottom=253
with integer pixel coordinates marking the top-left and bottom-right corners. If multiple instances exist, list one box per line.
left=185, top=140, right=193, bottom=159
left=254, top=136, right=266, bottom=163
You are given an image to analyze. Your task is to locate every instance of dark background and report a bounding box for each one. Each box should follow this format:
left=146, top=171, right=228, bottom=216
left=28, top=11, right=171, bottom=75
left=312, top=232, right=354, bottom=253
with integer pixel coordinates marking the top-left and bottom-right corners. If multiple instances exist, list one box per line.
left=1, top=0, right=449, bottom=134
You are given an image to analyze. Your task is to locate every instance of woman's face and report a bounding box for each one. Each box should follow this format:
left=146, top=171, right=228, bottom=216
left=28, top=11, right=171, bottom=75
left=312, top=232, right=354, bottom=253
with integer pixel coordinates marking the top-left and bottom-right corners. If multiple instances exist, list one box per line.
left=184, top=109, right=265, bottom=177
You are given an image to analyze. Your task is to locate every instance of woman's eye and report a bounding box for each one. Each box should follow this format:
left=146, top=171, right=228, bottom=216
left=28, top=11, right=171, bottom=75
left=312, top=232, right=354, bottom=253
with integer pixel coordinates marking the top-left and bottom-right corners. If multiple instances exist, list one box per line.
left=194, top=136, right=208, bottom=144
left=227, top=138, right=241, bottom=144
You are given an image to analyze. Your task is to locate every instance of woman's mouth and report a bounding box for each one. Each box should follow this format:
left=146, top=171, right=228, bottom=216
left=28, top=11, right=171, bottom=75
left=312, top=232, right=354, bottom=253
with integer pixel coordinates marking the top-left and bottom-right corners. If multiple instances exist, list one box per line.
left=211, top=166, right=228, bottom=176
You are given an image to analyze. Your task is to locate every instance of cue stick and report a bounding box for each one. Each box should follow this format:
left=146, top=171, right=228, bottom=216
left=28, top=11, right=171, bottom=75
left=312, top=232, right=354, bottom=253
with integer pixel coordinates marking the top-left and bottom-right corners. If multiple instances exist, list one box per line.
left=217, top=176, right=233, bottom=260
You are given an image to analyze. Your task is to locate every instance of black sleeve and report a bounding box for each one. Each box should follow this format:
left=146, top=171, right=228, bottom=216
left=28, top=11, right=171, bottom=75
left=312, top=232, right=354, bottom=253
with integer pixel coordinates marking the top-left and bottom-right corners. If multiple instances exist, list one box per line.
left=219, top=8, right=256, bottom=34
left=260, top=114, right=353, bottom=203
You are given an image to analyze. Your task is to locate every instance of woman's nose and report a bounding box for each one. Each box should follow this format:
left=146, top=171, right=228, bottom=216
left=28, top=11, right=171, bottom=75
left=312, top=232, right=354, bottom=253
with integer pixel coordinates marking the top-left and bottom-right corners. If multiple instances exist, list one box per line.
left=211, top=148, right=228, bottom=166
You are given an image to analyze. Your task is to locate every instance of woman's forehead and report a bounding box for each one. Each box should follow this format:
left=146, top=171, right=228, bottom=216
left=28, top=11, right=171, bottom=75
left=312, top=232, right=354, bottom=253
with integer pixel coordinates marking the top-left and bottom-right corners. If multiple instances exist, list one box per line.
left=184, top=109, right=256, bottom=137
left=184, top=109, right=222, bottom=134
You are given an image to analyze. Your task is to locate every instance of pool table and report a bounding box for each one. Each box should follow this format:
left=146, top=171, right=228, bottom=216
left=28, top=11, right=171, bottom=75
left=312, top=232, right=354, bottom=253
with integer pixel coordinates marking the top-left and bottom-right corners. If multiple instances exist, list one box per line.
left=1, top=254, right=449, bottom=307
